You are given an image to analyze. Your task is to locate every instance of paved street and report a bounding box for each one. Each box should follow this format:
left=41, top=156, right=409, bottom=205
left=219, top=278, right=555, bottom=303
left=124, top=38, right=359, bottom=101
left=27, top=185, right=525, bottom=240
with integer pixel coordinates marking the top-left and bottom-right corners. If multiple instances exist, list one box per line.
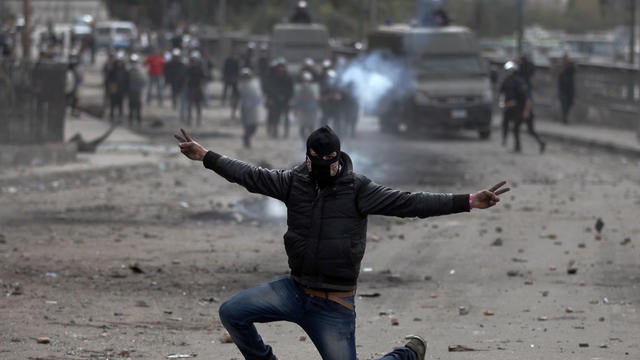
left=1, top=58, right=639, bottom=360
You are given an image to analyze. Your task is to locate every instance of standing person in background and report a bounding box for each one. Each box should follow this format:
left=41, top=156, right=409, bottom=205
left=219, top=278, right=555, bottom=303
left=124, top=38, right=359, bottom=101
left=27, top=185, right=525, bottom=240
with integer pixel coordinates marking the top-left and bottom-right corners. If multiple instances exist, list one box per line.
left=237, top=68, right=262, bottom=148
left=106, top=52, right=128, bottom=122
left=290, top=1, right=312, bottom=23
left=499, top=61, right=545, bottom=154
left=292, top=71, right=320, bottom=144
left=163, top=48, right=187, bottom=110
left=201, top=51, right=215, bottom=107
left=143, top=48, right=165, bottom=106
left=264, top=59, right=294, bottom=138
left=557, top=53, right=575, bottom=125
left=221, top=53, right=241, bottom=118
left=185, top=52, right=206, bottom=127
left=102, top=51, right=115, bottom=108
left=127, top=54, right=147, bottom=128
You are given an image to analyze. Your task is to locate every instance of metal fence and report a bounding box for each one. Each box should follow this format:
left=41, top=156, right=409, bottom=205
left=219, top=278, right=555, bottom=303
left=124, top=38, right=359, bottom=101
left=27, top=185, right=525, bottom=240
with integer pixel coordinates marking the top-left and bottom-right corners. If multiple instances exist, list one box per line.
left=488, top=56, right=640, bottom=130
left=0, top=59, right=67, bottom=145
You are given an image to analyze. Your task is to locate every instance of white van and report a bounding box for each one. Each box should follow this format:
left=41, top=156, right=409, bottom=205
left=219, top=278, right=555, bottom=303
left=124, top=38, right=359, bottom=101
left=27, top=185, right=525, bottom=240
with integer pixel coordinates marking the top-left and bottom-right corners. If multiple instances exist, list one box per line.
left=95, top=21, right=137, bottom=50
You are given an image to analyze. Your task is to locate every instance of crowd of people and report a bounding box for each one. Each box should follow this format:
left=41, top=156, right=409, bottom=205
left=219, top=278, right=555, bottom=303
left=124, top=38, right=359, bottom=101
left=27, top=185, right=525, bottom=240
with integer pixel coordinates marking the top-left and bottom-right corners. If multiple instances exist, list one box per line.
left=100, top=44, right=214, bottom=127
left=96, top=31, right=362, bottom=151
left=219, top=50, right=362, bottom=149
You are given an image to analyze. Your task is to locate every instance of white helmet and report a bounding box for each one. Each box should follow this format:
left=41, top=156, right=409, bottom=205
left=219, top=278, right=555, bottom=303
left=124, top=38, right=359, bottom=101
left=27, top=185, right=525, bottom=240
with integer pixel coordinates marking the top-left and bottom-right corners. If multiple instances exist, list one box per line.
left=301, top=71, right=313, bottom=82
left=504, top=60, right=519, bottom=72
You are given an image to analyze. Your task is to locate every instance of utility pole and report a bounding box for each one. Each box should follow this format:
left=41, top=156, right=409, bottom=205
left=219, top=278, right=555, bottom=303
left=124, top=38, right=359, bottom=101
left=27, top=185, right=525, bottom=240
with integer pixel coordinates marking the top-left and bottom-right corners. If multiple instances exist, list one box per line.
left=218, top=0, right=227, bottom=62
left=474, top=0, right=483, bottom=33
left=516, top=0, right=524, bottom=56
left=629, top=0, right=637, bottom=65
left=369, top=0, right=378, bottom=33
left=359, top=0, right=365, bottom=41
left=22, top=0, right=31, bottom=61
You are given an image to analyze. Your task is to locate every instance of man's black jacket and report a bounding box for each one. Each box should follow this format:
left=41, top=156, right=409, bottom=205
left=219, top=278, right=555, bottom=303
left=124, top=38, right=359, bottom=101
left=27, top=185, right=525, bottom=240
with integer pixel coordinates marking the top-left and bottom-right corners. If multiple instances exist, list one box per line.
left=204, top=151, right=470, bottom=291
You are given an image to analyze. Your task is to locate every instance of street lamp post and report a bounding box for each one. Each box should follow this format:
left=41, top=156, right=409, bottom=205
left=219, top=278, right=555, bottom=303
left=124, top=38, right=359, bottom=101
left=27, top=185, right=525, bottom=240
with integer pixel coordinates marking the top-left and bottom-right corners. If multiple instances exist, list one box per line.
left=516, top=0, right=524, bottom=56
left=629, top=0, right=637, bottom=65
left=22, top=0, right=31, bottom=61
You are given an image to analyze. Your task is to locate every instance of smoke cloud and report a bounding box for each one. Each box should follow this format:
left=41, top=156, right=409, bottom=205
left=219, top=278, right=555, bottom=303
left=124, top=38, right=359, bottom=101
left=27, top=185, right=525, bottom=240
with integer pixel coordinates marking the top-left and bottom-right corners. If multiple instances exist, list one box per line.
left=335, top=51, right=414, bottom=114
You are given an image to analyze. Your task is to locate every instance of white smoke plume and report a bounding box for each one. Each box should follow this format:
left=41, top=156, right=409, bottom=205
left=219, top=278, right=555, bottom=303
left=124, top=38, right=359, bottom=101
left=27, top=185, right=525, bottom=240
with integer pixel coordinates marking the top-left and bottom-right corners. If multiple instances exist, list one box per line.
left=335, top=51, right=414, bottom=114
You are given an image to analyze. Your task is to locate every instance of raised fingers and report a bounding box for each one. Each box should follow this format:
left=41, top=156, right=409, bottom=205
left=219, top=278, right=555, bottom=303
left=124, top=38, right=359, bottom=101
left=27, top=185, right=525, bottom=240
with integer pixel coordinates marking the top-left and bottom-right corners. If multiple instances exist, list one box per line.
left=180, top=128, right=193, bottom=142
left=494, top=187, right=510, bottom=196
left=489, top=180, right=507, bottom=193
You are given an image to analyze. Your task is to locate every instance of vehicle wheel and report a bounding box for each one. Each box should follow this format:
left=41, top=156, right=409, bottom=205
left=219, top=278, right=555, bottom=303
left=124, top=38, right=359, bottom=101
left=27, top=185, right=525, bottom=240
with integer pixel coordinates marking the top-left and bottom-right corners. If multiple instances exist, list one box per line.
left=478, top=128, right=491, bottom=140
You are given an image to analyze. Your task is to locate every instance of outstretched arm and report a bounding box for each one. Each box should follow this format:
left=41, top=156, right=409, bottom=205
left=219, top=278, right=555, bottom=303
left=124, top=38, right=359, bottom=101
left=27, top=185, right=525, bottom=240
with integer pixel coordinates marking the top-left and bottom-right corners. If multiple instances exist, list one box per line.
left=358, top=179, right=510, bottom=217
left=175, top=128, right=291, bottom=201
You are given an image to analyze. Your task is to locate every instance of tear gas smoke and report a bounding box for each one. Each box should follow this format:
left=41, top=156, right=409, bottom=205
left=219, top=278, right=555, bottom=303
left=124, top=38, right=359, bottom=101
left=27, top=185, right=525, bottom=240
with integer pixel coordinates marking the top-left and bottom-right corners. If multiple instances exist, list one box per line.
left=334, top=51, right=414, bottom=114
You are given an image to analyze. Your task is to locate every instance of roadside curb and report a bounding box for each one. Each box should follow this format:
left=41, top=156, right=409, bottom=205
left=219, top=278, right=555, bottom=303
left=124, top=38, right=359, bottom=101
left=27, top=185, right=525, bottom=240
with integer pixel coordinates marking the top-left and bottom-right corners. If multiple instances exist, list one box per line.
left=536, top=127, right=640, bottom=159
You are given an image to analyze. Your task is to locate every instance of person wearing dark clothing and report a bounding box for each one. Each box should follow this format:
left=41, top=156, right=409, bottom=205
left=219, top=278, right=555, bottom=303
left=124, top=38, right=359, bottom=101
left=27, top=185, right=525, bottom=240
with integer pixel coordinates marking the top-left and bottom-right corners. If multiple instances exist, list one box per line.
left=557, top=54, right=575, bottom=125
left=0, top=32, right=12, bottom=58
left=499, top=61, right=545, bottom=154
left=175, top=125, right=510, bottom=360
left=264, top=61, right=294, bottom=138
left=164, top=49, right=187, bottom=110
left=290, top=1, right=312, bottom=23
left=517, top=54, right=536, bottom=91
left=433, top=7, right=450, bottom=26
left=106, top=54, right=128, bottom=122
left=185, top=54, right=206, bottom=126
left=102, top=52, right=116, bottom=107
left=419, top=1, right=450, bottom=27
left=222, top=54, right=241, bottom=118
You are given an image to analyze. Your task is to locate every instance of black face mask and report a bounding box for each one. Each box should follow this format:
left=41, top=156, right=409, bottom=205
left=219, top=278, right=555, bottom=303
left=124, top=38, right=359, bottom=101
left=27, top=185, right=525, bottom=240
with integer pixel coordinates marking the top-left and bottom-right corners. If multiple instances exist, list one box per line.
left=305, top=125, right=341, bottom=186
left=307, top=152, right=339, bottom=186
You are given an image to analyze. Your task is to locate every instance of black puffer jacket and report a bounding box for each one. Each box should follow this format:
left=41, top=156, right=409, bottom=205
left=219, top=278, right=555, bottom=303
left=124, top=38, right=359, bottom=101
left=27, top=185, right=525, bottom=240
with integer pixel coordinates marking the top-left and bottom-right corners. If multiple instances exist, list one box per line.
left=203, top=151, right=470, bottom=291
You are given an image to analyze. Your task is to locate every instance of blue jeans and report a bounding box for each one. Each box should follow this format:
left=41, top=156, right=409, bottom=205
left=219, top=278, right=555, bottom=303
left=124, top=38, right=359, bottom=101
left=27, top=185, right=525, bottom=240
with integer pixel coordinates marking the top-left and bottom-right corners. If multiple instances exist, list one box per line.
left=218, top=275, right=418, bottom=360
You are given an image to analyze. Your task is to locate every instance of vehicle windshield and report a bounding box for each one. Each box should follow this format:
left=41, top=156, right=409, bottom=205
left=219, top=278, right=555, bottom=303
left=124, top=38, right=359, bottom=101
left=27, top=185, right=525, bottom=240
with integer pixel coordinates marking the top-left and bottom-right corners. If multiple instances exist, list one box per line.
left=115, top=28, right=132, bottom=35
left=412, top=55, right=485, bottom=75
left=278, top=45, right=327, bottom=62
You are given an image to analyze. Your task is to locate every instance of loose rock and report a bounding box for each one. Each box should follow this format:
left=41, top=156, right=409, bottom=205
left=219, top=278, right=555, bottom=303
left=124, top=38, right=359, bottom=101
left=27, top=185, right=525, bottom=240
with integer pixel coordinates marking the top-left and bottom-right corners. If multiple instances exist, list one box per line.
left=36, top=337, right=50, bottom=344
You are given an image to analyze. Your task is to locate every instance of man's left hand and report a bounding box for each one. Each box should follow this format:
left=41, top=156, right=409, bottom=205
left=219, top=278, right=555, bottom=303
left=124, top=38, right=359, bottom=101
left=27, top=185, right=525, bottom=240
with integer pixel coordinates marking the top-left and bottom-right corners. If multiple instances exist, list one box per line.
left=471, top=181, right=510, bottom=209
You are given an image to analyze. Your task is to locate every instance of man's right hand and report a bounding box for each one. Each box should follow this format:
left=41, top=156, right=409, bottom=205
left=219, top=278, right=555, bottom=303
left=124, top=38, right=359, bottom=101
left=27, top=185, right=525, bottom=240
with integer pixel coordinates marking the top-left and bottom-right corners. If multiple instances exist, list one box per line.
left=174, top=128, right=208, bottom=161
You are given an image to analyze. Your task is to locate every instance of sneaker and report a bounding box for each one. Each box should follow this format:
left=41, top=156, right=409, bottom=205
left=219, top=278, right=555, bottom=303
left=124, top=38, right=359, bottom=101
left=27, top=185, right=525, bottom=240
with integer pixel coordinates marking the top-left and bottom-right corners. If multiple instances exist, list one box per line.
left=404, top=335, right=427, bottom=360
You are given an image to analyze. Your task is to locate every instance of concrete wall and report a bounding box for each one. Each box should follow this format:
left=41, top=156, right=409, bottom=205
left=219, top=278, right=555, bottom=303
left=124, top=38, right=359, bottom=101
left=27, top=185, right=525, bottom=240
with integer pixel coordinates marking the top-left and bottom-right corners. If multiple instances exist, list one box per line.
left=0, top=60, right=67, bottom=145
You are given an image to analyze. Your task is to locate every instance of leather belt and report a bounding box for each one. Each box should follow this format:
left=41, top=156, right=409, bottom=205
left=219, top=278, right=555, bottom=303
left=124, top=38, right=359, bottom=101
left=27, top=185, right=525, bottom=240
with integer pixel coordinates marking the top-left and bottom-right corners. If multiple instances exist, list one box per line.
left=299, top=286, right=355, bottom=311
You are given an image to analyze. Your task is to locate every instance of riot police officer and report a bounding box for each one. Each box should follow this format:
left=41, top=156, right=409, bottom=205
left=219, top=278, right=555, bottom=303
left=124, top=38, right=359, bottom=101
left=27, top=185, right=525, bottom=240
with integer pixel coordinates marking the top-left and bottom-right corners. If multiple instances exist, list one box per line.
left=499, top=61, right=545, bottom=154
